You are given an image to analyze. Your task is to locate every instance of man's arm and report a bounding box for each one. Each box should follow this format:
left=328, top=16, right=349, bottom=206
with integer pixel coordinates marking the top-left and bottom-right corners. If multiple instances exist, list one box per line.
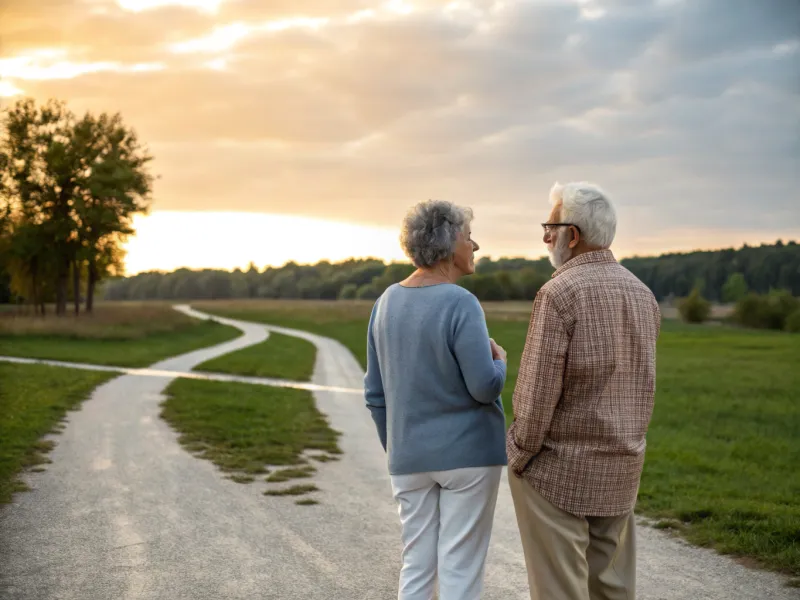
left=507, top=287, right=570, bottom=475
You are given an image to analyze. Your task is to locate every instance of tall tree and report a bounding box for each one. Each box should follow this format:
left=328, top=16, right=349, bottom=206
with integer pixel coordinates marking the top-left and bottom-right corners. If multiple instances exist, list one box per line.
left=0, top=99, right=81, bottom=314
left=72, top=111, right=153, bottom=311
left=1, top=99, right=55, bottom=312
left=0, top=99, right=153, bottom=313
left=37, top=100, right=82, bottom=315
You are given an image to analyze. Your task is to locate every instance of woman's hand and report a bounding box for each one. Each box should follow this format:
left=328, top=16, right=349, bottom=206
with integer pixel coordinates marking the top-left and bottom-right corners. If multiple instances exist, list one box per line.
left=489, top=338, right=507, bottom=363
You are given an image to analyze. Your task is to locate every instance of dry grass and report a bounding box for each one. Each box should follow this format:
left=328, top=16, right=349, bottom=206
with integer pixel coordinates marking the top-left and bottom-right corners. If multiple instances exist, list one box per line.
left=0, top=301, right=240, bottom=367
left=195, top=299, right=375, bottom=321
left=0, top=301, right=197, bottom=340
left=198, top=298, right=535, bottom=323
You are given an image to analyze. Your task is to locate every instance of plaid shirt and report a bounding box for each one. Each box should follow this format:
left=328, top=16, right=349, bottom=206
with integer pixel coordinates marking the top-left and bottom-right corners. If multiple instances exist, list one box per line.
left=506, top=250, right=661, bottom=517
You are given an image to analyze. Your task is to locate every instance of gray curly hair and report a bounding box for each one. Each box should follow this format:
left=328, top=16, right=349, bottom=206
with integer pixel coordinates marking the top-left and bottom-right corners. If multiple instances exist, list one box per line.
left=400, top=200, right=474, bottom=268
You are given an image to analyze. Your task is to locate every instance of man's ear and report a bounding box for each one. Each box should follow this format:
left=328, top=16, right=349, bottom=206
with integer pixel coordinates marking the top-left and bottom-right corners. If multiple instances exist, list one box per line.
left=568, top=225, right=580, bottom=249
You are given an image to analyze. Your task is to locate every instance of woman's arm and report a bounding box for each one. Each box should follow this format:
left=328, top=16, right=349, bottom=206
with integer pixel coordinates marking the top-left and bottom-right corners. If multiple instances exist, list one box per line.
left=451, top=293, right=507, bottom=404
left=364, top=302, right=387, bottom=450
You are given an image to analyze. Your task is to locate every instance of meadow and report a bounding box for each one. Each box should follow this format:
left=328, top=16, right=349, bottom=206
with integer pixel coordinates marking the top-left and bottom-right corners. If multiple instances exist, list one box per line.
left=195, top=299, right=800, bottom=577
left=0, top=302, right=330, bottom=505
left=1, top=298, right=797, bottom=576
left=0, top=302, right=240, bottom=367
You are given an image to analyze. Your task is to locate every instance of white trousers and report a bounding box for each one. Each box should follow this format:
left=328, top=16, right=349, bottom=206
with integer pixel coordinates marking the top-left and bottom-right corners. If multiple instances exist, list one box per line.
left=390, top=466, right=503, bottom=600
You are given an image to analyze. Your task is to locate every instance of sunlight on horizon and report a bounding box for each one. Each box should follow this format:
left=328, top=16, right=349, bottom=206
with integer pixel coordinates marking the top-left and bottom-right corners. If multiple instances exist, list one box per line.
left=123, top=211, right=410, bottom=275
left=121, top=211, right=796, bottom=276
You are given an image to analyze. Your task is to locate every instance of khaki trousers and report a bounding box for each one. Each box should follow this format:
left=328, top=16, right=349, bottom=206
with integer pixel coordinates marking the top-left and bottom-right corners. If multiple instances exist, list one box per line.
left=509, top=474, right=636, bottom=600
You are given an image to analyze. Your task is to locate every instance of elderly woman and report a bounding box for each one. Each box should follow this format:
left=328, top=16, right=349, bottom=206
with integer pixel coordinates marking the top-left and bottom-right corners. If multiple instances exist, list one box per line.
left=364, top=200, right=508, bottom=600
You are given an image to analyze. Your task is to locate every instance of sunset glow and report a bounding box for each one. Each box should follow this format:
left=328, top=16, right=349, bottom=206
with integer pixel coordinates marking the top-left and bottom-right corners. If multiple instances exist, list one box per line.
left=1, top=0, right=796, bottom=272
left=123, top=212, right=409, bottom=274
left=117, top=0, right=223, bottom=13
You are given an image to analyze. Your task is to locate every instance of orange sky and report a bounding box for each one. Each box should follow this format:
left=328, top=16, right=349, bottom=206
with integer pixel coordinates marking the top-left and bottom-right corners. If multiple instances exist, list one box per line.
left=1, top=0, right=798, bottom=274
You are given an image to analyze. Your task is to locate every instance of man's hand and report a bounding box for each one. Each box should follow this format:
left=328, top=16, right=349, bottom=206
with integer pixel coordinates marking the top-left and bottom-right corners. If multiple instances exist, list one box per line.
left=490, top=338, right=507, bottom=363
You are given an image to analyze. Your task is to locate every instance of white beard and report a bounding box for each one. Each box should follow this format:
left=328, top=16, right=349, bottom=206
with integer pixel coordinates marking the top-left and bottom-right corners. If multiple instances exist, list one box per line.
left=548, top=233, right=571, bottom=269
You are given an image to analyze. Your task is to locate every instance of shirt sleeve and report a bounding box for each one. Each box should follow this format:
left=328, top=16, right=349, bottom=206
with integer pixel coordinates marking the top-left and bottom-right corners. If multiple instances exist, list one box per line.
left=507, top=287, right=570, bottom=476
left=452, top=293, right=507, bottom=405
left=364, top=301, right=387, bottom=451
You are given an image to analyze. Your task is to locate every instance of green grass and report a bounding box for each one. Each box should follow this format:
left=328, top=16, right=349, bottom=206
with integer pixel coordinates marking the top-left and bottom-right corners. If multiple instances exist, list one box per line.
left=0, top=363, right=116, bottom=503
left=198, top=300, right=800, bottom=576
left=267, top=466, right=316, bottom=482
left=494, top=319, right=800, bottom=575
left=264, top=484, right=319, bottom=497
left=0, top=321, right=240, bottom=367
left=637, top=322, right=800, bottom=576
left=295, top=498, right=319, bottom=506
left=195, top=332, right=316, bottom=381
left=0, top=304, right=240, bottom=367
left=309, top=453, right=340, bottom=463
left=161, top=378, right=340, bottom=480
left=193, top=300, right=371, bottom=367
left=228, top=474, right=256, bottom=484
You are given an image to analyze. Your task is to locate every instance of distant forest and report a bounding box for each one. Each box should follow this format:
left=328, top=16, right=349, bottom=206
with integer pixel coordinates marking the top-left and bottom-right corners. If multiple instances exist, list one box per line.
left=54, top=240, right=797, bottom=305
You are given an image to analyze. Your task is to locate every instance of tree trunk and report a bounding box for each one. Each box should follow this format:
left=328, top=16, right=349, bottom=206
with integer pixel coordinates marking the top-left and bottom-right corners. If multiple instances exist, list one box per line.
left=73, top=260, right=81, bottom=316
left=31, top=267, right=42, bottom=317
left=86, top=261, right=98, bottom=313
left=55, top=258, right=69, bottom=316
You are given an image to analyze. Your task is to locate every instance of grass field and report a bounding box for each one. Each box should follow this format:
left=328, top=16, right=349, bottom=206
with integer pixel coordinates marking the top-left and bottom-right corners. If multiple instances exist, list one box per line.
left=0, top=303, right=241, bottom=367
left=197, top=298, right=800, bottom=577
left=0, top=363, right=116, bottom=503
left=194, top=300, right=375, bottom=367
left=161, top=378, right=340, bottom=496
left=195, top=331, right=317, bottom=381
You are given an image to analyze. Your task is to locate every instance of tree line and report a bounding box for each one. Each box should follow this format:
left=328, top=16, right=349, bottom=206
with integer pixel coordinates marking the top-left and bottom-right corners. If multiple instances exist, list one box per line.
left=622, top=241, right=800, bottom=302
left=85, top=241, right=797, bottom=304
left=0, top=98, right=153, bottom=315
left=98, top=257, right=556, bottom=303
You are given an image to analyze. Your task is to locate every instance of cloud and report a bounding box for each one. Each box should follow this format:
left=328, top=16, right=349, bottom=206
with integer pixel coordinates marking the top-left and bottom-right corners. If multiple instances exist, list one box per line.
left=1, top=0, right=798, bottom=257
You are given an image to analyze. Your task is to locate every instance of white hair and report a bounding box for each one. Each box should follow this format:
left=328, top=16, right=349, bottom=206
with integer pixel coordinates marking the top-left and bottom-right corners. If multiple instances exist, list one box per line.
left=550, top=181, right=617, bottom=248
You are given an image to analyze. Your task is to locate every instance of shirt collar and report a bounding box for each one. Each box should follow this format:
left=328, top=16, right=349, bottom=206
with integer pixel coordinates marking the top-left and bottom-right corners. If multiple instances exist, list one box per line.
left=552, top=249, right=617, bottom=279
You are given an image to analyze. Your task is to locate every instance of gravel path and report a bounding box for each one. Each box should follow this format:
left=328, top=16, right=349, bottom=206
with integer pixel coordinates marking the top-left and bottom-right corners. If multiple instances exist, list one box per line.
left=0, top=306, right=795, bottom=599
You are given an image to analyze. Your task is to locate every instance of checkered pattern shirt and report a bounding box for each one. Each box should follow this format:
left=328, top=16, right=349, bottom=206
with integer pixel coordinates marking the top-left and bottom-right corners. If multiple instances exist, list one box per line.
left=506, top=250, right=661, bottom=517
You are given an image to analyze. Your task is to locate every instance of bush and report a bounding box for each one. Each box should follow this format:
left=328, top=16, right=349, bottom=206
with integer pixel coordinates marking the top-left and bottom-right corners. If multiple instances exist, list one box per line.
left=355, top=283, right=380, bottom=300
left=734, top=290, right=799, bottom=330
left=734, top=294, right=765, bottom=329
left=784, top=308, right=800, bottom=333
left=678, top=288, right=712, bottom=323
left=721, top=272, right=748, bottom=303
left=338, top=283, right=358, bottom=300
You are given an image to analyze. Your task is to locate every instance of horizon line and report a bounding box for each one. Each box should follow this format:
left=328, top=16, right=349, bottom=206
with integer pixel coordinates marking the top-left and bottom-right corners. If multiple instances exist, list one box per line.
left=123, top=238, right=797, bottom=276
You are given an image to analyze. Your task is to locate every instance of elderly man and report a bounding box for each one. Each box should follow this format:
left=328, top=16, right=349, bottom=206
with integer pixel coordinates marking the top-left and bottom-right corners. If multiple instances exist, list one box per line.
left=507, top=182, right=661, bottom=600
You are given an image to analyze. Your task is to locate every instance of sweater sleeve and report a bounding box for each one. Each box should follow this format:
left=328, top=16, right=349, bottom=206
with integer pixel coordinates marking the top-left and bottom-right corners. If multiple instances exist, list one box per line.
left=452, top=293, right=507, bottom=404
left=364, top=301, right=387, bottom=451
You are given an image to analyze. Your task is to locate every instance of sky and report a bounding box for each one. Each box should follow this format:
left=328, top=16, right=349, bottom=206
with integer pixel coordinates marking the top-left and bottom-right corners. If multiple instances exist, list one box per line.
left=1, top=0, right=798, bottom=274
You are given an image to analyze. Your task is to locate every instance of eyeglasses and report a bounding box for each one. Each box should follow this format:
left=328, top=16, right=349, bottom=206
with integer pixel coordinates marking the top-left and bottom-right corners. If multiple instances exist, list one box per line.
left=541, top=223, right=582, bottom=235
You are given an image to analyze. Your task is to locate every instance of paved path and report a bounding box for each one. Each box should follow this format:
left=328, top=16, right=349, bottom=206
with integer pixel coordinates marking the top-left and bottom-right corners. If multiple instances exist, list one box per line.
left=0, top=355, right=363, bottom=396
left=1, top=306, right=796, bottom=599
